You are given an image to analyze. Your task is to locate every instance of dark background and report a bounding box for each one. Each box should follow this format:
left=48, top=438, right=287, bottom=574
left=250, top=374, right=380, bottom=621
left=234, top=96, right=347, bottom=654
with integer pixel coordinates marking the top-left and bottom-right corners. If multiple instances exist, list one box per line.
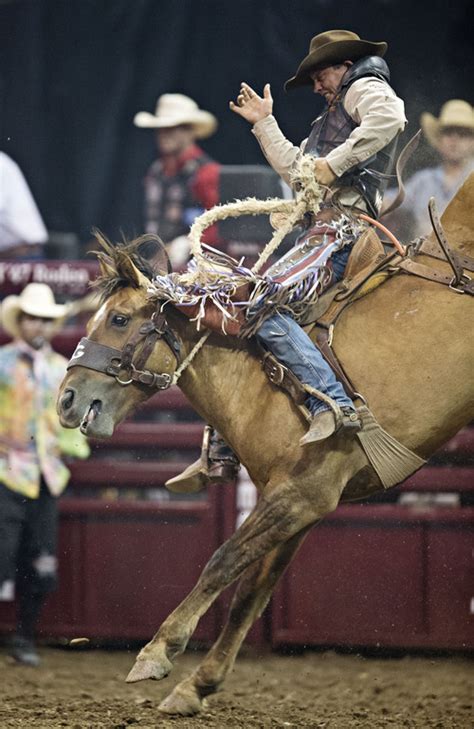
left=0, top=0, right=472, bottom=249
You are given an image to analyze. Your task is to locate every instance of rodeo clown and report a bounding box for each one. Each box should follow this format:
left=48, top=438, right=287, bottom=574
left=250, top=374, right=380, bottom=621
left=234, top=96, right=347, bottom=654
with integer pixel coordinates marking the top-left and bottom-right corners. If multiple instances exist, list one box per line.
left=167, top=29, right=407, bottom=493
left=0, top=284, right=90, bottom=666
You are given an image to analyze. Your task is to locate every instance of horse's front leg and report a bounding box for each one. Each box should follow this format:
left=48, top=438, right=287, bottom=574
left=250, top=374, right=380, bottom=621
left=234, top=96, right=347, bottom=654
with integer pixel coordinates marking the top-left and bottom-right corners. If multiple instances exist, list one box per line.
left=158, top=525, right=313, bottom=716
left=126, top=484, right=334, bottom=683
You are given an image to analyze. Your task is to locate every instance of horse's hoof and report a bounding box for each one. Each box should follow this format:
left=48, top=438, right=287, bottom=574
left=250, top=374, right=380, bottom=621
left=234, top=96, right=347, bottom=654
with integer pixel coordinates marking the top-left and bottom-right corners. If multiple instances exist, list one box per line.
left=158, top=684, right=204, bottom=716
left=125, top=656, right=172, bottom=683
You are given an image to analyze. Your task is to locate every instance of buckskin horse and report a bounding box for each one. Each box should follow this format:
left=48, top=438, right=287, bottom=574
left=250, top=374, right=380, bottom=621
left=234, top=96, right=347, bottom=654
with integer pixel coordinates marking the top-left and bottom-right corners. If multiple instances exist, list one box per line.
left=57, top=175, right=474, bottom=716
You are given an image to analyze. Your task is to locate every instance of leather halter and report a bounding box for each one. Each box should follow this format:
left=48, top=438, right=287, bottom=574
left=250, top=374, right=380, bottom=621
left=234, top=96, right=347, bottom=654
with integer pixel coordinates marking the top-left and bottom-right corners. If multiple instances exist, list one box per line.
left=67, top=311, right=181, bottom=390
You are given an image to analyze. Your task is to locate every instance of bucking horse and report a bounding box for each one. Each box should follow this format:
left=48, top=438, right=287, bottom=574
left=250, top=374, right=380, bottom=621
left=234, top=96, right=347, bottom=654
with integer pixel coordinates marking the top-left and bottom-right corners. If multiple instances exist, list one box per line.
left=57, top=174, right=474, bottom=716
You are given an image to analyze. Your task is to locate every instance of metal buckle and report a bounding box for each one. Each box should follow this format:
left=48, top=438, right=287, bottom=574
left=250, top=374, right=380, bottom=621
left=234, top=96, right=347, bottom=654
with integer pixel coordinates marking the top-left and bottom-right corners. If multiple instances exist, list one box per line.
left=115, top=373, right=134, bottom=386
left=449, top=272, right=471, bottom=294
left=155, top=372, right=172, bottom=390
left=353, top=391, right=367, bottom=406
left=266, top=361, right=285, bottom=386
left=106, top=358, right=122, bottom=377
left=115, top=363, right=136, bottom=386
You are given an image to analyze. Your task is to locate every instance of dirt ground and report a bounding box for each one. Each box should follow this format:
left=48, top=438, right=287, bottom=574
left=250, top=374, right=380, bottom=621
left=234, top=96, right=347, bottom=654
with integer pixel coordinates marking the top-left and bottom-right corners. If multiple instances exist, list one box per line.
left=0, top=645, right=472, bottom=728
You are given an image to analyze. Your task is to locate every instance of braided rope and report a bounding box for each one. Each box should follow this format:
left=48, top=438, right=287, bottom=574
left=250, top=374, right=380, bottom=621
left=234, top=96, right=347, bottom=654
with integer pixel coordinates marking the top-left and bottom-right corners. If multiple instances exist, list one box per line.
left=188, top=154, right=325, bottom=273
left=172, top=330, right=211, bottom=385
left=170, top=155, right=324, bottom=383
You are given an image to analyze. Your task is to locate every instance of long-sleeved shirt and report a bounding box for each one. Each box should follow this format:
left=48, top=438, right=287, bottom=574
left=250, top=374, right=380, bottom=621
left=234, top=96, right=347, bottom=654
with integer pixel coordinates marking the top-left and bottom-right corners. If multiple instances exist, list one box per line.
left=0, top=152, right=48, bottom=253
left=252, top=77, right=406, bottom=212
left=0, top=340, right=90, bottom=499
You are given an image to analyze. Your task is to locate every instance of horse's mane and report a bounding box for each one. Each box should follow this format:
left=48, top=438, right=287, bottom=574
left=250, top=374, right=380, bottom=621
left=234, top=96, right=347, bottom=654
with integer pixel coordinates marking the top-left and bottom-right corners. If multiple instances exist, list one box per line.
left=91, top=232, right=163, bottom=302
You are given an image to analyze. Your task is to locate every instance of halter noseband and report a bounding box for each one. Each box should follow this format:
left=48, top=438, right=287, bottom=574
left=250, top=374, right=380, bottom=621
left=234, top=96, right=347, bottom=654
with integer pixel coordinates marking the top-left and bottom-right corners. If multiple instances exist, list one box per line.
left=66, top=311, right=181, bottom=390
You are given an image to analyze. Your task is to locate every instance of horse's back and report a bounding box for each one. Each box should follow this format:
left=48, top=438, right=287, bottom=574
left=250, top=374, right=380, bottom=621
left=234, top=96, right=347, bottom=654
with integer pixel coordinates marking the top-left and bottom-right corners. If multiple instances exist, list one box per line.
left=334, top=177, right=474, bottom=456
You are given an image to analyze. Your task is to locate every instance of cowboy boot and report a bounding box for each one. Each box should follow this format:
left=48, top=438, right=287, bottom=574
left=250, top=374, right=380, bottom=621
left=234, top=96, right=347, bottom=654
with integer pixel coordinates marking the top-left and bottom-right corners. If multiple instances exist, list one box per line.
left=165, top=426, right=240, bottom=493
left=300, top=406, right=361, bottom=446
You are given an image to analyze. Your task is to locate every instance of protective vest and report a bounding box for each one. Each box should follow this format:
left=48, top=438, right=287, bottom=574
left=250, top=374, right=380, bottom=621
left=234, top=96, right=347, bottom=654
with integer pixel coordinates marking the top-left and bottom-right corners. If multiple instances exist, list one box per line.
left=305, top=56, right=399, bottom=218
left=144, top=151, right=212, bottom=243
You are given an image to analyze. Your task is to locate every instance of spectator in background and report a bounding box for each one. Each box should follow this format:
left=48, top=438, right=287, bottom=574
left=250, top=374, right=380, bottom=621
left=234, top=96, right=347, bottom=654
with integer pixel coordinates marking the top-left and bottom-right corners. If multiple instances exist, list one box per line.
left=0, top=283, right=90, bottom=667
left=134, top=93, right=220, bottom=268
left=384, top=100, right=474, bottom=239
left=0, top=152, right=48, bottom=259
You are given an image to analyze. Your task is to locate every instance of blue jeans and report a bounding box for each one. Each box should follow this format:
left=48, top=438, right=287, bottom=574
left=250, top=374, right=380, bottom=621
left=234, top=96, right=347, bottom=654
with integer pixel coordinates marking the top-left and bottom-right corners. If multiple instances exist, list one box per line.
left=255, top=245, right=353, bottom=415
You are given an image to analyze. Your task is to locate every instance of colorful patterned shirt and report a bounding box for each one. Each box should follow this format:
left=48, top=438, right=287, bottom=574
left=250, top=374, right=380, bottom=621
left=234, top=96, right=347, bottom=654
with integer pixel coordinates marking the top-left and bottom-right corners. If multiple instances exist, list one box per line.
left=0, top=340, right=90, bottom=499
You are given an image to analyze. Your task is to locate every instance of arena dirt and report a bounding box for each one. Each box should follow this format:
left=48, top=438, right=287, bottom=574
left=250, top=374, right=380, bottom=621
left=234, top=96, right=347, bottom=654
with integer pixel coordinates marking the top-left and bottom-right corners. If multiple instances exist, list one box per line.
left=0, top=645, right=472, bottom=728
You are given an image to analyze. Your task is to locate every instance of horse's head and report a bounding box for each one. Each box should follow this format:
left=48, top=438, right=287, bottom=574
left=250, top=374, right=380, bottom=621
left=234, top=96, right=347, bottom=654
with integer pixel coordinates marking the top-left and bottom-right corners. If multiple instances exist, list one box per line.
left=57, top=235, right=179, bottom=438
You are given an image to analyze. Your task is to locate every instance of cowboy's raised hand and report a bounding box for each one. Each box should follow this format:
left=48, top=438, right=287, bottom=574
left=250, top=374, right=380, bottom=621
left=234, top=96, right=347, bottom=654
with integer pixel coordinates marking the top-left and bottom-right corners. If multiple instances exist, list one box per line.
left=229, top=83, right=273, bottom=125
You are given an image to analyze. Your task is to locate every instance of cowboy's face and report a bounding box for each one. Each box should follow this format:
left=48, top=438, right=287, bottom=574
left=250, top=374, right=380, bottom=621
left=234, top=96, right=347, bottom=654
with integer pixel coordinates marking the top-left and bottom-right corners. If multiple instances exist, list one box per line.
left=436, top=127, right=474, bottom=164
left=156, top=124, right=196, bottom=156
left=310, top=62, right=352, bottom=105
left=18, top=313, right=55, bottom=349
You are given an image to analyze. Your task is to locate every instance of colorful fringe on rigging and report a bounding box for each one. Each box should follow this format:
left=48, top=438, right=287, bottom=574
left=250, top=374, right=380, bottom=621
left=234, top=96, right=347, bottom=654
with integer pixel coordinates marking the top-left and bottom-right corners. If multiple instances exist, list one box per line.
left=148, top=214, right=364, bottom=337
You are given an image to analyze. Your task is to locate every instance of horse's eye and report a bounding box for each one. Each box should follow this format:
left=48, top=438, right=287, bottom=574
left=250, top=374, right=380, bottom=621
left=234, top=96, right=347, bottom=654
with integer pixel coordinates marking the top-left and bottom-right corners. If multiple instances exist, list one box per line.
left=111, top=314, right=129, bottom=328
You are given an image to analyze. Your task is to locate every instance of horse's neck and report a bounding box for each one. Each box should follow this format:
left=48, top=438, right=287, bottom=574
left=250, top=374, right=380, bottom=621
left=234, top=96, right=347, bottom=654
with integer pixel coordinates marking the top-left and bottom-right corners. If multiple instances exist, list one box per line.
left=169, top=312, right=299, bottom=480
left=175, top=317, right=256, bottom=427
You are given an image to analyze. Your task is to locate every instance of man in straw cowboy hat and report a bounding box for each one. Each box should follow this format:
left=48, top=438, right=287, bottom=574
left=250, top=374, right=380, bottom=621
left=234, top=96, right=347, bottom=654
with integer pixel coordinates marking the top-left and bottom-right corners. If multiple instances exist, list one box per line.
left=166, top=29, right=407, bottom=493
left=0, top=283, right=89, bottom=666
left=385, top=100, right=474, bottom=238
left=134, top=93, right=220, bottom=267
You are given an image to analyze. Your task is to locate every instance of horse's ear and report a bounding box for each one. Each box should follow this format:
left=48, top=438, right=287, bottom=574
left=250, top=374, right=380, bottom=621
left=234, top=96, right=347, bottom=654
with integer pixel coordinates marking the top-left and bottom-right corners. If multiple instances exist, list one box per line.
left=97, top=253, right=117, bottom=280
left=116, top=250, right=149, bottom=289
left=137, top=236, right=172, bottom=275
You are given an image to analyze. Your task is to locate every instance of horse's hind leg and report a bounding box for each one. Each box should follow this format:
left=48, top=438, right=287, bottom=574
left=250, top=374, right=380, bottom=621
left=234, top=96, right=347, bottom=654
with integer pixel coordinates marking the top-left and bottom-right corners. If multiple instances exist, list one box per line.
left=158, top=526, right=312, bottom=716
left=126, top=483, right=335, bottom=684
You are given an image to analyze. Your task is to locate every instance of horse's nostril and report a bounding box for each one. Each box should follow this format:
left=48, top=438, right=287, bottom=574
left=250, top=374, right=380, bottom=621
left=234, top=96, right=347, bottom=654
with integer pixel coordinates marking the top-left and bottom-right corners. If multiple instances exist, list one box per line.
left=91, top=400, right=102, bottom=418
left=62, top=389, right=75, bottom=410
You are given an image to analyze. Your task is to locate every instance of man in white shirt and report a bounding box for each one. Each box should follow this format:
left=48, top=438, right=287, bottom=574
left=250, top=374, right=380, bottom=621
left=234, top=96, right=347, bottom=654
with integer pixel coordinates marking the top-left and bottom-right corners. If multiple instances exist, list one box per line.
left=0, top=152, right=48, bottom=259
left=167, top=30, right=406, bottom=492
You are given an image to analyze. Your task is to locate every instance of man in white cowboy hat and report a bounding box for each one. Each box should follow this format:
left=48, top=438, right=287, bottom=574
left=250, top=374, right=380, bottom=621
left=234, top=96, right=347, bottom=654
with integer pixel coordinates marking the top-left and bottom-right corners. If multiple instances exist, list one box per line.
left=166, top=29, right=407, bottom=492
left=385, top=99, right=474, bottom=238
left=134, top=93, right=220, bottom=267
left=0, top=283, right=89, bottom=666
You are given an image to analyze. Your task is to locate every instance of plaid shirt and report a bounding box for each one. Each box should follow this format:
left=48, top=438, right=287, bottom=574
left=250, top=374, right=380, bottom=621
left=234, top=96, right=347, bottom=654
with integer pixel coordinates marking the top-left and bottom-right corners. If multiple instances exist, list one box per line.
left=0, top=340, right=90, bottom=499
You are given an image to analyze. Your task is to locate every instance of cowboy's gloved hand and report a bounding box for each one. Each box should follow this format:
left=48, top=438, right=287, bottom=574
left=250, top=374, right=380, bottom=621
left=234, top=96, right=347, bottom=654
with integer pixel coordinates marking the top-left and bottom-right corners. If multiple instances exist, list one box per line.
left=229, top=83, right=273, bottom=125
left=314, top=158, right=336, bottom=186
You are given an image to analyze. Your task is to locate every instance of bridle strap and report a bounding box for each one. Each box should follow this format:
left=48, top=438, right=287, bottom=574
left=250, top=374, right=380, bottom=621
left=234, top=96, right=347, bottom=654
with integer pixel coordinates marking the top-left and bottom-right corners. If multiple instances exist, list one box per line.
left=67, top=311, right=181, bottom=390
left=67, top=337, right=174, bottom=389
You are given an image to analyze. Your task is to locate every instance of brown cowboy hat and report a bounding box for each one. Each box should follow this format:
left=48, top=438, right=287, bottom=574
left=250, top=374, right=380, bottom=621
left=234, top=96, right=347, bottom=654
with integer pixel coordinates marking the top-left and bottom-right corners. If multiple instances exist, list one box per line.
left=421, top=99, right=474, bottom=148
left=284, top=29, right=387, bottom=91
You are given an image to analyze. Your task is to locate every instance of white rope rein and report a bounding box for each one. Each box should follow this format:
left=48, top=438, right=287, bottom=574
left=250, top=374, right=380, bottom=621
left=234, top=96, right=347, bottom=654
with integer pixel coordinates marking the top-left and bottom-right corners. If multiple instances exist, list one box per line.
left=171, top=154, right=324, bottom=384
left=188, top=154, right=325, bottom=274
left=172, top=330, right=211, bottom=385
